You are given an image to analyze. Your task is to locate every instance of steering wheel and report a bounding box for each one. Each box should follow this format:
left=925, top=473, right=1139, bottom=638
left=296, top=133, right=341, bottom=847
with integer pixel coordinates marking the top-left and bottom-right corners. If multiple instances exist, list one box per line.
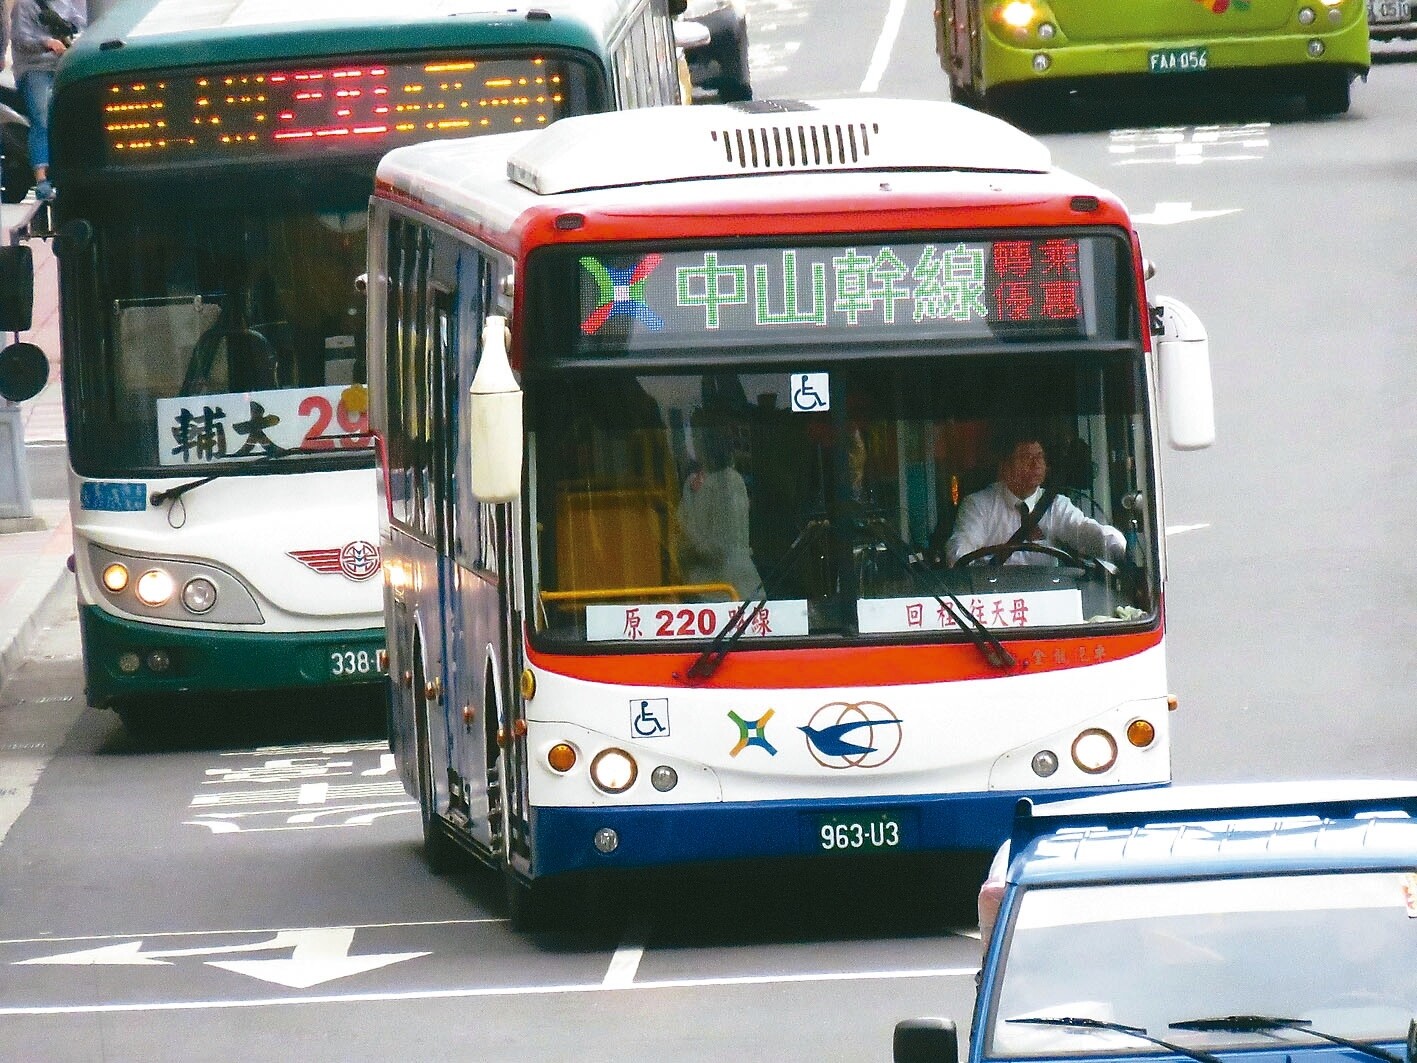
left=952, top=541, right=1091, bottom=570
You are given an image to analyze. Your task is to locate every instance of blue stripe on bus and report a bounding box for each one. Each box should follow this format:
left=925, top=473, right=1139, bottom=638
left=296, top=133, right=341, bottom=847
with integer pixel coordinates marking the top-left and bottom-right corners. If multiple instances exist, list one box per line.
left=527, top=782, right=1166, bottom=878
left=80, top=482, right=147, bottom=511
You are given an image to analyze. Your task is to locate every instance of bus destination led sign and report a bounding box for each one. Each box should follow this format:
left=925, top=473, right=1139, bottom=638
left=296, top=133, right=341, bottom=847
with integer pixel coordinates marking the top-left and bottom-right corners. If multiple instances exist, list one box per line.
left=102, top=55, right=577, bottom=164
left=573, top=235, right=1121, bottom=354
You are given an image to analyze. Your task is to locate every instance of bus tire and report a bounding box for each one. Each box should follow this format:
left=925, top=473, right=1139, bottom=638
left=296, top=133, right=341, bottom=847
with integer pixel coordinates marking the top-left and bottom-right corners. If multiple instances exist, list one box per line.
left=1306, top=73, right=1350, bottom=117
left=413, top=653, right=460, bottom=874
left=113, top=700, right=164, bottom=744
left=504, top=871, right=587, bottom=932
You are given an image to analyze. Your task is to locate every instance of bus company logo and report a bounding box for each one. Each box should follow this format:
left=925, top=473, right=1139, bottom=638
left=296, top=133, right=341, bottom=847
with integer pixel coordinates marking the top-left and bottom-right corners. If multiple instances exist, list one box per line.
left=800, top=701, right=902, bottom=769
left=288, top=541, right=382, bottom=582
left=579, top=254, right=665, bottom=335
left=1194, top=0, right=1250, bottom=11
left=728, top=708, right=777, bottom=756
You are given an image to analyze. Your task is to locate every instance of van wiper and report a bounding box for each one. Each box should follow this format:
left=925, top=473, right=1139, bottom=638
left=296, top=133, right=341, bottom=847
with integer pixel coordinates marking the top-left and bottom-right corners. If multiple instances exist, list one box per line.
left=1006, top=1016, right=1224, bottom=1063
left=1170, top=1015, right=1404, bottom=1063
left=854, top=509, right=1017, bottom=672
left=150, top=432, right=371, bottom=508
left=685, top=515, right=827, bottom=681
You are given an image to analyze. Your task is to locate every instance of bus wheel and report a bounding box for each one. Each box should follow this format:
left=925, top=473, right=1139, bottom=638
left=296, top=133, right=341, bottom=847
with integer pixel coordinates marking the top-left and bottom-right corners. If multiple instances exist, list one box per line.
left=504, top=871, right=586, bottom=932
left=113, top=698, right=176, bottom=746
left=504, top=870, right=551, bottom=931
left=413, top=654, right=460, bottom=874
left=1306, top=73, right=1350, bottom=117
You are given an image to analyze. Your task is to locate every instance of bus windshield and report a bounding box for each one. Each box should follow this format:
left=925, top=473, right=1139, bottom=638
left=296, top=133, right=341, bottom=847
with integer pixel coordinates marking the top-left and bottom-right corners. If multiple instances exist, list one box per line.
left=527, top=352, right=1156, bottom=650
left=65, top=172, right=375, bottom=474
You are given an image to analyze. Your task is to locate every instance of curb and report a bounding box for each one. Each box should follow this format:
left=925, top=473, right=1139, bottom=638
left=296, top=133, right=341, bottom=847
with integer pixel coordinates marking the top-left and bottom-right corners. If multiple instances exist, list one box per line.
left=0, top=565, right=74, bottom=696
left=0, top=498, right=76, bottom=697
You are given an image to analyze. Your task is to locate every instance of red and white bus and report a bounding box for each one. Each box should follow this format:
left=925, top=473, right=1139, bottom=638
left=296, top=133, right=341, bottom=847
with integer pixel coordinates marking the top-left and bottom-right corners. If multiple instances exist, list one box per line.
left=367, top=97, right=1215, bottom=925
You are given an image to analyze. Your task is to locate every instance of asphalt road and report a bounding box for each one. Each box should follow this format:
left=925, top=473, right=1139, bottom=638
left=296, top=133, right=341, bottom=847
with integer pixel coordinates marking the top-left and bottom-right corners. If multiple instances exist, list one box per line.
left=1, top=3, right=1414, bottom=1059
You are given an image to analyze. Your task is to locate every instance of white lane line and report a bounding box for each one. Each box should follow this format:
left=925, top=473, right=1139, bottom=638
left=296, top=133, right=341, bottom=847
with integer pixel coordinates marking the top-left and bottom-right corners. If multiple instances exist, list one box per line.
left=0, top=965, right=978, bottom=1016
left=860, top=0, right=908, bottom=93
left=0, top=918, right=505, bottom=947
left=1165, top=523, right=1210, bottom=536
left=602, top=926, right=647, bottom=988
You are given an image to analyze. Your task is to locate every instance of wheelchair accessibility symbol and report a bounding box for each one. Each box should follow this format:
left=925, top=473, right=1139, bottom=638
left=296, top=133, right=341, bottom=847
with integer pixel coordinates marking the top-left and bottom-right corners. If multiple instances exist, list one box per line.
left=790, top=372, right=830, bottom=413
left=631, top=698, right=670, bottom=738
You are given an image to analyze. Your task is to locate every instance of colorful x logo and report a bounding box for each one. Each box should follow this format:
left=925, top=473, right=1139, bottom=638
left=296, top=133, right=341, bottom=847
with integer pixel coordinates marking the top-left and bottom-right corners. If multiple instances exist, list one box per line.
left=580, top=254, right=665, bottom=335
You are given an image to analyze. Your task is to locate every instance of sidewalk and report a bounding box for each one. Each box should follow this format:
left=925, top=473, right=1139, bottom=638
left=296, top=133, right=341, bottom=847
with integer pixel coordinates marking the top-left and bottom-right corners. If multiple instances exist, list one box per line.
left=0, top=199, right=75, bottom=695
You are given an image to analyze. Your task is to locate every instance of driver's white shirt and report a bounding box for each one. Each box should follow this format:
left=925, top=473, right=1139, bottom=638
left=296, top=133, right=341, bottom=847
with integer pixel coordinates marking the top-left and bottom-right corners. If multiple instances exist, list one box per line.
left=945, top=482, right=1125, bottom=566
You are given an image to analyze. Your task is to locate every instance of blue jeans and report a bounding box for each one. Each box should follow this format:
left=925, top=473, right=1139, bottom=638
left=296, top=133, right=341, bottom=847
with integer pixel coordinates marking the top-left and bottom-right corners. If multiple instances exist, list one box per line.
left=18, top=69, right=54, bottom=172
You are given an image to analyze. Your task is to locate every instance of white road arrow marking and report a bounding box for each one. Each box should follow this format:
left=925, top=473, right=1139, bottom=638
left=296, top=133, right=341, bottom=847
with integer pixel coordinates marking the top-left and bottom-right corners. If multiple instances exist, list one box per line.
left=18, top=927, right=428, bottom=989
left=1133, top=202, right=1240, bottom=225
left=209, top=928, right=427, bottom=990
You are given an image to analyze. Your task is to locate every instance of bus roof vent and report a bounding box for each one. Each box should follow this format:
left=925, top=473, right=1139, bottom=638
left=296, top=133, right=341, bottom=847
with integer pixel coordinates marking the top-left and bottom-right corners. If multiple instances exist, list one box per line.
left=507, top=97, right=1052, bottom=195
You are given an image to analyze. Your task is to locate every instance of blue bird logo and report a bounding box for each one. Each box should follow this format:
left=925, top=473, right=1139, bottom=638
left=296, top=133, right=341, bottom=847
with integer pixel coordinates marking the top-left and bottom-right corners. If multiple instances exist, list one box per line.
left=800, top=702, right=904, bottom=768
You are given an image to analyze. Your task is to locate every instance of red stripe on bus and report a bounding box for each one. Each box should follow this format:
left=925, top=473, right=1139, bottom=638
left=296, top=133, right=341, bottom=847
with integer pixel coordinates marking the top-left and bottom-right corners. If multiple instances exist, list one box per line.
left=524, top=628, right=1164, bottom=689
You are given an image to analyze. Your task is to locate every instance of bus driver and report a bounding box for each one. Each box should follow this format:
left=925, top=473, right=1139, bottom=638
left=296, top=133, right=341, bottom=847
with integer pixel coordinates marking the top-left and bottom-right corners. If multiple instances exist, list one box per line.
left=945, top=430, right=1125, bottom=567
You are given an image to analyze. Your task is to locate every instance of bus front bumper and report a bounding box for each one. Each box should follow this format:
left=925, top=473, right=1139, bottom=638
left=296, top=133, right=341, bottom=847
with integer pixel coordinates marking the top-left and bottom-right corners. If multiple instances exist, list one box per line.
left=984, top=22, right=1369, bottom=92
left=528, top=782, right=1164, bottom=878
left=80, top=605, right=386, bottom=708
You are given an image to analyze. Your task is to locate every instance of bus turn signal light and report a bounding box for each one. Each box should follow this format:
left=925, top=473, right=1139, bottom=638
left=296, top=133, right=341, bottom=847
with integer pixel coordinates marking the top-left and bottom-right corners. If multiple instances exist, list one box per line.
left=547, top=743, right=577, bottom=773
left=1126, top=718, right=1156, bottom=748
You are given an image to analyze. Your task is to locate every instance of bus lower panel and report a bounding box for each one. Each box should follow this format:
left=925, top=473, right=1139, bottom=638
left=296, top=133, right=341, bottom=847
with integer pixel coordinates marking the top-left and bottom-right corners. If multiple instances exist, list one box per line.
left=528, top=783, right=1164, bottom=878
left=80, top=605, right=385, bottom=708
left=983, top=28, right=1369, bottom=93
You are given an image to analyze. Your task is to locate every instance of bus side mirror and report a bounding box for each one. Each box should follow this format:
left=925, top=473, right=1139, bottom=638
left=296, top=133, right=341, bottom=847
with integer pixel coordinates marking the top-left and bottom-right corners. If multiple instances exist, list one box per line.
left=468, top=314, right=523, bottom=502
left=0, top=245, right=35, bottom=333
left=893, top=1018, right=958, bottom=1063
left=0, top=341, right=49, bottom=402
left=1151, top=295, right=1215, bottom=451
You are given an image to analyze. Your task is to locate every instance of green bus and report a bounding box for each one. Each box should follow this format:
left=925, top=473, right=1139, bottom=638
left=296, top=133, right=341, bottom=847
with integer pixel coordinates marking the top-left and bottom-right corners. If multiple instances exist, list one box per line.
left=935, top=0, right=1370, bottom=117
left=40, top=0, right=681, bottom=731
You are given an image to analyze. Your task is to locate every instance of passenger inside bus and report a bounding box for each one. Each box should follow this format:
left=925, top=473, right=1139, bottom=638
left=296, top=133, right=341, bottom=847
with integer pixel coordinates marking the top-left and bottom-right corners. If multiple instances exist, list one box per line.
left=943, top=427, right=1125, bottom=568
left=676, top=420, right=761, bottom=600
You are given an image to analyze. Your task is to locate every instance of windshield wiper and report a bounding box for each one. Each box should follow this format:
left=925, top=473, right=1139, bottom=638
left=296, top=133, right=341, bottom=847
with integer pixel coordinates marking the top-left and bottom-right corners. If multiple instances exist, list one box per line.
left=685, top=515, right=827, bottom=681
left=684, top=506, right=1018, bottom=681
left=1170, top=1015, right=1404, bottom=1063
left=150, top=432, right=372, bottom=508
left=854, top=510, right=1017, bottom=672
left=1006, top=1016, right=1225, bottom=1063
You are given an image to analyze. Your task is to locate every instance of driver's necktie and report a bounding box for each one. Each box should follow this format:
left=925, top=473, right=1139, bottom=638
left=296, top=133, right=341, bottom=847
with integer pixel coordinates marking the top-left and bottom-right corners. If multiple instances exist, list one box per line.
left=1017, top=501, right=1030, bottom=536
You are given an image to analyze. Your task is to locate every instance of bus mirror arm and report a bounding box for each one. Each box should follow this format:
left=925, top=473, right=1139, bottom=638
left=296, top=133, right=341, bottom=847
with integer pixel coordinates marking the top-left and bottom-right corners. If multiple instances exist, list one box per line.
left=468, top=315, right=523, bottom=503
left=1151, top=294, right=1216, bottom=451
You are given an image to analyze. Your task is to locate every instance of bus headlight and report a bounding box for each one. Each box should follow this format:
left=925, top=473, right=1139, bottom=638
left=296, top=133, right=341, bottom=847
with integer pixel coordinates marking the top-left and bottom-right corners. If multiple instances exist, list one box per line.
left=1031, top=750, right=1060, bottom=778
left=1298, top=6, right=1316, bottom=22
left=590, top=748, right=638, bottom=793
left=1037, top=21, right=1056, bottom=39
left=102, top=563, right=130, bottom=593
left=999, top=0, right=1037, bottom=28
left=181, top=577, right=218, bottom=614
left=135, top=568, right=176, bottom=607
left=1071, top=728, right=1119, bottom=774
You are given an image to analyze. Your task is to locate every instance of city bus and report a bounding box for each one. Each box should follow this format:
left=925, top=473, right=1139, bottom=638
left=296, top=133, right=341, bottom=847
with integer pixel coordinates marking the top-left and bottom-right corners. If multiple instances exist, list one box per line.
left=367, top=97, right=1217, bottom=925
left=934, top=0, right=1370, bottom=118
left=35, top=0, right=681, bottom=731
